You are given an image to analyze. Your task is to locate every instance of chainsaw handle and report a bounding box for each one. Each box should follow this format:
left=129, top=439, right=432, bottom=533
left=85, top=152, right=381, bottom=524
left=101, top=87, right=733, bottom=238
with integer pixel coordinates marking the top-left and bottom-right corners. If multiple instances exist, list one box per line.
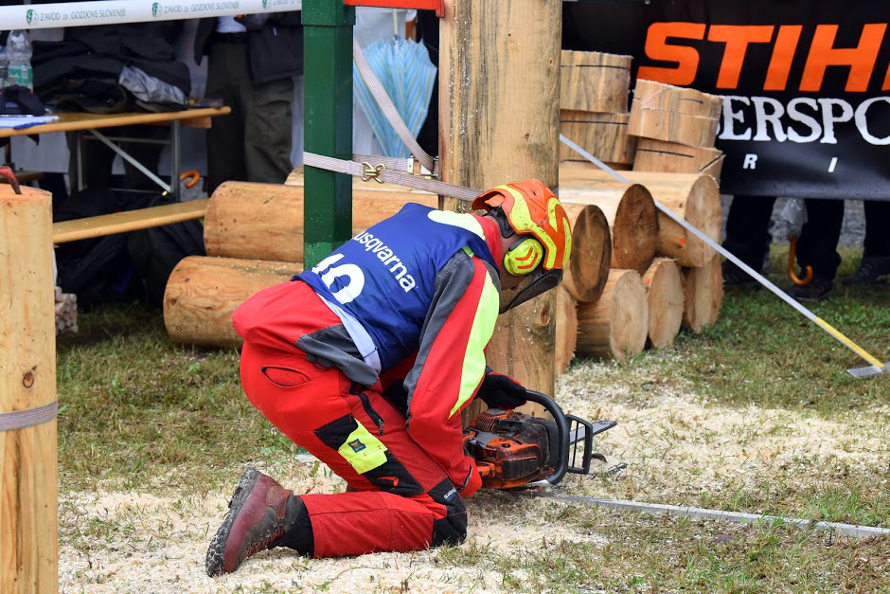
left=523, top=390, right=570, bottom=488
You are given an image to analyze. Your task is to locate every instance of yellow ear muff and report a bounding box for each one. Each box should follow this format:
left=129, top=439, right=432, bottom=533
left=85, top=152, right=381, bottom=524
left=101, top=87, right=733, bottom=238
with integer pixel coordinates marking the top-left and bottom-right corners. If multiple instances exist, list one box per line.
left=504, top=238, right=545, bottom=276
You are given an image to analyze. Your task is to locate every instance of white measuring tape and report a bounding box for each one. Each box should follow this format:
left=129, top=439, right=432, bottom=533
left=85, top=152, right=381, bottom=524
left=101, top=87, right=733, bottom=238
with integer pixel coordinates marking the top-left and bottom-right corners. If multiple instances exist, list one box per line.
left=0, top=0, right=301, bottom=30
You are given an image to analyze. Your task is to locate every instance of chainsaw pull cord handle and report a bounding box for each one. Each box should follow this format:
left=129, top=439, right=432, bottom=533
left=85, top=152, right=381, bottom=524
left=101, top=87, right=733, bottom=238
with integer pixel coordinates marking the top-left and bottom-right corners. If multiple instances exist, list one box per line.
left=523, top=390, right=570, bottom=488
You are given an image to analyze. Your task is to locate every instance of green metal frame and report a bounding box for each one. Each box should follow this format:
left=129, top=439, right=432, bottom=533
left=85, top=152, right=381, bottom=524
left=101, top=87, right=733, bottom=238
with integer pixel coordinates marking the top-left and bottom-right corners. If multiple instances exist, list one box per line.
left=302, top=0, right=355, bottom=268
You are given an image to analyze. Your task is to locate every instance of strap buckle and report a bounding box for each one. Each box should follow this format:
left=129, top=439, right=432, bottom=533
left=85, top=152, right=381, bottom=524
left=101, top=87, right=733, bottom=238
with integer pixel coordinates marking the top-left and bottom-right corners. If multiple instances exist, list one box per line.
left=360, top=162, right=386, bottom=184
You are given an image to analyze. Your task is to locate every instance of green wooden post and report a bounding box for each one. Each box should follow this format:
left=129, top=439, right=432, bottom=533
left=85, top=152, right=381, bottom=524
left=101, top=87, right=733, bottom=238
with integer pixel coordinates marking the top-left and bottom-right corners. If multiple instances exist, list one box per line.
left=302, top=0, right=355, bottom=268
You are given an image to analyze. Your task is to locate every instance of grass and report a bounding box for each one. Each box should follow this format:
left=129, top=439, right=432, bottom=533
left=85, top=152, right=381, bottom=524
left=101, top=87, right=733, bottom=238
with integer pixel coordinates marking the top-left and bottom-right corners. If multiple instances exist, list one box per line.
left=54, top=244, right=890, bottom=591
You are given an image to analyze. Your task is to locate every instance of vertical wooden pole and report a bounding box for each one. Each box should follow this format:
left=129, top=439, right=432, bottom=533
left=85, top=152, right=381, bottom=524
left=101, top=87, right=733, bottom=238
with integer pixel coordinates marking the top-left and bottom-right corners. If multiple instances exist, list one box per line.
left=0, top=185, right=58, bottom=593
left=440, top=0, right=562, bottom=397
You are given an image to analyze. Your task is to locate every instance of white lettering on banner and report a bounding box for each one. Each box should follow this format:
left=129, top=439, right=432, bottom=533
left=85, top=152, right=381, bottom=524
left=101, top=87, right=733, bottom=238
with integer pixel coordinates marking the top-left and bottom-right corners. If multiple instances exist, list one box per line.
left=354, top=232, right=417, bottom=293
left=743, top=154, right=758, bottom=169
left=828, top=157, right=838, bottom=173
left=720, top=96, right=890, bottom=146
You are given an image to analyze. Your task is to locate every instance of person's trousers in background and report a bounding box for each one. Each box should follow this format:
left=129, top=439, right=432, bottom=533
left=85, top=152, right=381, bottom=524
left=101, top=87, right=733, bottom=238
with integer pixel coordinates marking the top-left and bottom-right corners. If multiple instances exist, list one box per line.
left=723, top=195, right=777, bottom=271
left=204, top=39, right=294, bottom=194
left=863, top=200, right=890, bottom=259
left=796, top=199, right=844, bottom=280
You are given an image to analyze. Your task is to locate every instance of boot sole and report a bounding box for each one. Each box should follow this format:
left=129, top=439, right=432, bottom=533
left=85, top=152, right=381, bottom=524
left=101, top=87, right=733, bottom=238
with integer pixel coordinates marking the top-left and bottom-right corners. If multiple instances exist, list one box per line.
left=205, top=466, right=261, bottom=577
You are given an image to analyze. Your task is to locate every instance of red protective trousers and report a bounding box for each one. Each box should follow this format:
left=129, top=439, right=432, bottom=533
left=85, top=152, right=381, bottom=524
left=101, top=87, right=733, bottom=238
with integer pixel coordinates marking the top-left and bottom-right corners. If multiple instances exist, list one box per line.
left=234, top=282, right=467, bottom=557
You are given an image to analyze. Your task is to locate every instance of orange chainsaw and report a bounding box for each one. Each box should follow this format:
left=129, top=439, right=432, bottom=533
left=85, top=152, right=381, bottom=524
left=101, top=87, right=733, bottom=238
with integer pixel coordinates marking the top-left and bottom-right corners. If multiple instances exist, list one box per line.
left=464, top=390, right=616, bottom=490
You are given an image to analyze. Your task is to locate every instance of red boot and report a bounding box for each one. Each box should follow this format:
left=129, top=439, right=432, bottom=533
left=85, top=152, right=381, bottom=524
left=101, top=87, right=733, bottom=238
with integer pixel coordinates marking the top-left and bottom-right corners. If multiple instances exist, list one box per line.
left=205, top=467, right=305, bottom=576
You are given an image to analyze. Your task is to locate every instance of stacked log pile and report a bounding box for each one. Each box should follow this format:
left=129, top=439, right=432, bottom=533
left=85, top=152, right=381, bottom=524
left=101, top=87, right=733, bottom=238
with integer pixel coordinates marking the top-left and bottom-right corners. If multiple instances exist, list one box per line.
left=55, top=286, right=77, bottom=335
left=559, top=50, right=636, bottom=168
left=556, top=54, right=727, bottom=366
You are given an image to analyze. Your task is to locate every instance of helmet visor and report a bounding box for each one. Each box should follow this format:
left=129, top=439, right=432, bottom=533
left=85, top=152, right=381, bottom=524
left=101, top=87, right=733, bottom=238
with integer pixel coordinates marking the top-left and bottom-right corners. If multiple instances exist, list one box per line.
left=499, top=269, right=563, bottom=313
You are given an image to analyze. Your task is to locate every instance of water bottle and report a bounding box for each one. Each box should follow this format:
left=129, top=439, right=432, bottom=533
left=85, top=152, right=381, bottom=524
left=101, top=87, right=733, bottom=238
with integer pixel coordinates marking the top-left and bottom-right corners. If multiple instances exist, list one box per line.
left=6, top=30, right=33, bottom=90
left=0, top=44, right=8, bottom=87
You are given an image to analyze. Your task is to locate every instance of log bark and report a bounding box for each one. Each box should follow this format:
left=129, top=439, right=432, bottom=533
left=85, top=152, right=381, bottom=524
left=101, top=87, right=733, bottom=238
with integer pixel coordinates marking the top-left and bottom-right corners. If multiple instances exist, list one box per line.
left=164, top=256, right=300, bottom=347
left=558, top=172, right=657, bottom=274
left=682, top=253, right=724, bottom=333
left=641, top=257, right=684, bottom=348
left=204, top=181, right=438, bottom=262
left=560, top=50, right=632, bottom=113
left=561, top=203, right=611, bottom=303
left=576, top=269, right=648, bottom=361
left=1, top=185, right=58, bottom=593
left=440, top=0, right=561, bottom=401
left=559, top=110, right=636, bottom=165
left=554, top=285, right=578, bottom=375
left=633, top=138, right=725, bottom=182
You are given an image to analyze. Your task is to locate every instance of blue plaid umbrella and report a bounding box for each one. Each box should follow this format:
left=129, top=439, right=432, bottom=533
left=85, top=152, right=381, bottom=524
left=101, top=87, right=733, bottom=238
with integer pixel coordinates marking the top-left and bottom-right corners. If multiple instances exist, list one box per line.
left=354, top=38, right=437, bottom=158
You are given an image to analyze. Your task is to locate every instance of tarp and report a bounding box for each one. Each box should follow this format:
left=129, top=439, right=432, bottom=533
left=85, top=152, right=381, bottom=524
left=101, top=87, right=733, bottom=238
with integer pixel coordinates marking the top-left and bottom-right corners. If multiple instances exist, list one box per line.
left=563, top=0, right=890, bottom=200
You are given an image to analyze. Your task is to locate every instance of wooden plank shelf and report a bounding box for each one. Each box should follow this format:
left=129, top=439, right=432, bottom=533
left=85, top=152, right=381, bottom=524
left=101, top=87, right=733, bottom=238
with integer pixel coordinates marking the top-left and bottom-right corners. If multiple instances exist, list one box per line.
left=52, top=198, right=208, bottom=244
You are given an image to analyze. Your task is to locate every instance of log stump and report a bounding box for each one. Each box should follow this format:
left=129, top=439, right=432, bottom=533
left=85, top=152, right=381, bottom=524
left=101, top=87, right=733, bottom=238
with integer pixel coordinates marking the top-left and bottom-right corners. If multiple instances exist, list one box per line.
left=561, top=203, right=611, bottom=303
left=576, top=269, right=648, bottom=361
left=164, top=256, right=300, bottom=347
left=559, top=176, right=658, bottom=274
left=682, top=253, right=724, bottom=332
left=571, top=169, right=721, bottom=268
left=641, top=258, right=684, bottom=349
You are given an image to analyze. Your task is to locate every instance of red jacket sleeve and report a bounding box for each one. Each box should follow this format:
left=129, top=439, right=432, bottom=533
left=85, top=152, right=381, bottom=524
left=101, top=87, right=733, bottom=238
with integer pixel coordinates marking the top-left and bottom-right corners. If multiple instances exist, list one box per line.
left=403, top=250, right=501, bottom=492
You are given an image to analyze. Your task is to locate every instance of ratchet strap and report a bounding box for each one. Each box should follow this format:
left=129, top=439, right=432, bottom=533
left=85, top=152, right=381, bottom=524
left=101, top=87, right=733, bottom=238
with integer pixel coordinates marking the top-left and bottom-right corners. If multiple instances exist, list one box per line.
left=0, top=400, right=58, bottom=432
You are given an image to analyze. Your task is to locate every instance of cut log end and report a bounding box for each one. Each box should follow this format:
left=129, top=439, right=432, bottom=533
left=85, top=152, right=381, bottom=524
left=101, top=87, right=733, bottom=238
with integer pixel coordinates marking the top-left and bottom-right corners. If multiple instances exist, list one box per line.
left=563, top=203, right=611, bottom=302
left=576, top=269, right=648, bottom=362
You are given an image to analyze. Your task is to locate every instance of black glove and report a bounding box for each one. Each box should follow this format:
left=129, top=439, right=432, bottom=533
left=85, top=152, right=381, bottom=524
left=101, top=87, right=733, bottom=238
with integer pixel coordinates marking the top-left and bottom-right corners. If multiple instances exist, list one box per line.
left=476, top=371, right=528, bottom=409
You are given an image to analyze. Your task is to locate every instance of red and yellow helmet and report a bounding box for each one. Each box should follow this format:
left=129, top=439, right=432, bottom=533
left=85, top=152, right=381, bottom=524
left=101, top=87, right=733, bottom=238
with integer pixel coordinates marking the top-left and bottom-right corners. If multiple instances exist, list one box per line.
left=473, top=179, right=573, bottom=311
left=472, top=179, right=572, bottom=272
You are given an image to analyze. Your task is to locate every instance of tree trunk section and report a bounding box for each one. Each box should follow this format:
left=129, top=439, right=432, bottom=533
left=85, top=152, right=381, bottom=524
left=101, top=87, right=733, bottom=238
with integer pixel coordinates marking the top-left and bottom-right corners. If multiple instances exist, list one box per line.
left=682, top=253, right=724, bottom=332
left=561, top=203, right=611, bottom=303
left=576, top=269, right=648, bottom=361
left=1, top=185, right=58, bottom=594
left=164, top=256, right=300, bottom=347
left=440, top=0, right=561, bottom=404
left=641, top=257, right=684, bottom=348
left=561, top=166, right=721, bottom=268
left=558, top=172, right=657, bottom=274
left=560, top=50, right=631, bottom=113
left=554, top=286, right=578, bottom=375
left=204, top=181, right=438, bottom=262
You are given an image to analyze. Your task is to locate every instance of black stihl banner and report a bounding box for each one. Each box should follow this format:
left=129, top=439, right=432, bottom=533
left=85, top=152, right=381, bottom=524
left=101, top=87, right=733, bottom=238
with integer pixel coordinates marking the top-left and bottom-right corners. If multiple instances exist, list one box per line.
left=563, top=1, right=890, bottom=200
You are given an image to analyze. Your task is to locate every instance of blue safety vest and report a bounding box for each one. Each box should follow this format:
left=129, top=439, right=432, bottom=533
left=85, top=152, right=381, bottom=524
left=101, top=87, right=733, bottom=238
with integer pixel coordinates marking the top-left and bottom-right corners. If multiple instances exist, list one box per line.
left=299, top=204, right=497, bottom=371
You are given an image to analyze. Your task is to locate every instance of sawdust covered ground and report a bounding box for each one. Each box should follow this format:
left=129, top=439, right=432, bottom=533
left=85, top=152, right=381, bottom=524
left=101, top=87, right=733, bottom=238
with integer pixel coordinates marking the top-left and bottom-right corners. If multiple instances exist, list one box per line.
left=59, top=353, right=890, bottom=593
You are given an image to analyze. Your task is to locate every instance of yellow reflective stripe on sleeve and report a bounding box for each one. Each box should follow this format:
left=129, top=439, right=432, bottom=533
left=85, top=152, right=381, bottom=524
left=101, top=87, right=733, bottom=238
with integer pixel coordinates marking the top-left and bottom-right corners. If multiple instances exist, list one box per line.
left=338, top=419, right=388, bottom=474
left=449, top=273, right=501, bottom=418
